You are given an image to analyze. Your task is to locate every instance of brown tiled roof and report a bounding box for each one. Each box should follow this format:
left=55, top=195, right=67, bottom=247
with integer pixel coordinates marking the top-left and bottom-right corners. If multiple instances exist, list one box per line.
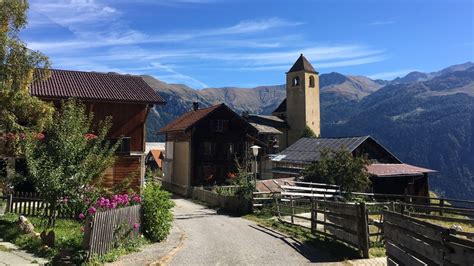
left=367, top=163, right=436, bottom=177
left=30, top=69, right=165, bottom=104
left=149, top=150, right=163, bottom=168
left=159, top=104, right=224, bottom=133
left=288, top=54, right=318, bottom=74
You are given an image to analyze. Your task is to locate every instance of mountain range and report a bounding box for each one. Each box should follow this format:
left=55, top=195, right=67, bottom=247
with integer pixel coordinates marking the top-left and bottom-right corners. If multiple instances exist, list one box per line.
left=143, top=62, right=474, bottom=201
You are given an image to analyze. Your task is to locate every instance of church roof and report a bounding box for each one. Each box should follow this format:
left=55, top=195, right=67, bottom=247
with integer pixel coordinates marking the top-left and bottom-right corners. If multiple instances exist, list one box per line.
left=273, top=98, right=287, bottom=113
left=288, top=54, right=318, bottom=74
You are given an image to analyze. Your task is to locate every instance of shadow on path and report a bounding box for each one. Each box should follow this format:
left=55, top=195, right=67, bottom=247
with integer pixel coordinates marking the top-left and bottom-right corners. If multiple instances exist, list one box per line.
left=248, top=224, right=340, bottom=263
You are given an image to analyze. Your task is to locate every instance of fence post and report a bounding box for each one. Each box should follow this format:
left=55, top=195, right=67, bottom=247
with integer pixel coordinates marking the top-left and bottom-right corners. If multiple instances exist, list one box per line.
left=439, top=199, right=444, bottom=216
left=358, top=202, right=370, bottom=259
left=310, top=197, right=315, bottom=234
left=5, top=194, right=12, bottom=214
left=274, top=195, right=281, bottom=218
left=290, top=197, right=295, bottom=224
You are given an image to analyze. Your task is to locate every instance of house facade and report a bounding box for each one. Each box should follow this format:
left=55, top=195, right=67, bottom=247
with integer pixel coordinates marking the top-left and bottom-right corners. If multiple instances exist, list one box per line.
left=272, top=136, right=435, bottom=196
left=29, top=69, right=165, bottom=189
left=160, top=103, right=260, bottom=196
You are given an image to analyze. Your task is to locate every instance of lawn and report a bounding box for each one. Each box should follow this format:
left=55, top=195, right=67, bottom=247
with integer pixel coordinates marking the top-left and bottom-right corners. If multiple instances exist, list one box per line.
left=0, top=213, right=84, bottom=262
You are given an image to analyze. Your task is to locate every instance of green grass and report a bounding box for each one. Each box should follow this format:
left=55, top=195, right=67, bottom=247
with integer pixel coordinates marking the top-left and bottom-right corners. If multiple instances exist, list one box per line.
left=0, top=213, right=150, bottom=264
left=0, top=213, right=83, bottom=261
left=87, top=237, right=149, bottom=265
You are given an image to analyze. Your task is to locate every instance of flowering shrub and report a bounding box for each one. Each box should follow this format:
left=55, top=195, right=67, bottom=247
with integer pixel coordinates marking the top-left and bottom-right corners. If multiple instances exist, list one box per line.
left=77, top=193, right=142, bottom=221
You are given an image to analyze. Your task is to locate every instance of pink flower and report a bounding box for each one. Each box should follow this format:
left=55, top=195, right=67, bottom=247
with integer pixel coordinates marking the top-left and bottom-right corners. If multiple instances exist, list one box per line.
left=133, top=223, right=140, bottom=229
left=19, top=133, right=26, bottom=140
left=78, top=213, right=85, bottom=220
left=88, top=206, right=97, bottom=214
left=132, top=195, right=141, bottom=203
left=85, top=133, right=98, bottom=140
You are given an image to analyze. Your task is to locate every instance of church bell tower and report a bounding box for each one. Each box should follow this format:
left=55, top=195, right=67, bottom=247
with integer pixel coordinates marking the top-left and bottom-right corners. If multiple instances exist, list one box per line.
left=286, top=54, right=321, bottom=145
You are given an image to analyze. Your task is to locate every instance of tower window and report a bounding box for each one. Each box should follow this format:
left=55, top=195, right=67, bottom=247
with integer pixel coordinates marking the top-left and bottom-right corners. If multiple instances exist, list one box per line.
left=309, top=76, right=315, bottom=88
left=292, top=76, right=300, bottom=87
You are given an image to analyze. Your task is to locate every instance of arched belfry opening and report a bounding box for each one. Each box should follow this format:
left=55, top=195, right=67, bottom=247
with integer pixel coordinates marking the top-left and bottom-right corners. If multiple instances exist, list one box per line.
left=309, top=75, right=315, bottom=88
left=292, top=76, right=300, bottom=87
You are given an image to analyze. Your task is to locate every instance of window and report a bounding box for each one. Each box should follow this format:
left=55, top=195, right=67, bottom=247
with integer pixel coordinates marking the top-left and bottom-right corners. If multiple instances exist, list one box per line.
left=226, top=143, right=234, bottom=159
left=292, top=76, right=300, bottom=86
left=201, top=142, right=214, bottom=156
left=211, top=119, right=227, bottom=132
left=309, top=75, right=315, bottom=88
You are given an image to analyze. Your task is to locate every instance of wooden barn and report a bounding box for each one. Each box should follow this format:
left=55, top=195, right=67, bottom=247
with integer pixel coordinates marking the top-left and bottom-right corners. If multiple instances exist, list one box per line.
left=159, top=103, right=258, bottom=196
left=29, top=69, right=165, bottom=190
left=272, top=136, right=435, bottom=197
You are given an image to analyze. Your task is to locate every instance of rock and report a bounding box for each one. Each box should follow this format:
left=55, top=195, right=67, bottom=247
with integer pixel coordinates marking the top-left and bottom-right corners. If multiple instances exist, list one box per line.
left=18, top=216, right=35, bottom=234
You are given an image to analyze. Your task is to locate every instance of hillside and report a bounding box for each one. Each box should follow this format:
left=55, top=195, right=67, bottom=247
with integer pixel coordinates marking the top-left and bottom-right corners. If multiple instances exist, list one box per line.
left=143, top=62, right=474, bottom=200
left=324, top=66, right=474, bottom=200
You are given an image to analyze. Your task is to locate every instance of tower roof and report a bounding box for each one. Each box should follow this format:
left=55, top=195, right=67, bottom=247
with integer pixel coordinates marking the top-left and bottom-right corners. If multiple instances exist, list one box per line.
left=288, top=54, right=318, bottom=74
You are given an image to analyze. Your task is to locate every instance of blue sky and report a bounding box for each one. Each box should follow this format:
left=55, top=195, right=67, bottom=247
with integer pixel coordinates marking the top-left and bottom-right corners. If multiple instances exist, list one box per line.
left=23, top=0, right=473, bottom=88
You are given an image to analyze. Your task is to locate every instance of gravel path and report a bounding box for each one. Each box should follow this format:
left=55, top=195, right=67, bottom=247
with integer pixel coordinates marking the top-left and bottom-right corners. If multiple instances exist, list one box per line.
left=169, top=198, right=334, bottom=265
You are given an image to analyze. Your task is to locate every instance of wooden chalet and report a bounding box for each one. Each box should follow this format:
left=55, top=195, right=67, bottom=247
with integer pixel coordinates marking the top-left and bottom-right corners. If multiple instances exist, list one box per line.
left=159, top=103, right=258, bottom=196
left=272, top=136, right=435, bottom=197
left=29, top=69, right=165, bottom=189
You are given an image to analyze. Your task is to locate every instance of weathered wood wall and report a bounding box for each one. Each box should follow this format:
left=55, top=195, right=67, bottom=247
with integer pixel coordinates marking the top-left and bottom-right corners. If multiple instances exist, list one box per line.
left=384, top=210, right=474, bottom=265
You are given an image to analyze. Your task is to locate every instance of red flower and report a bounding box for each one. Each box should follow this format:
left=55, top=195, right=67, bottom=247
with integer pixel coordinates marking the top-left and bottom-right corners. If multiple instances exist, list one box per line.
left=35, top=133, right=45, bottom=140
left=6, top=133, right=15, bottom=140
left=85, top=133, right=98, bottom=140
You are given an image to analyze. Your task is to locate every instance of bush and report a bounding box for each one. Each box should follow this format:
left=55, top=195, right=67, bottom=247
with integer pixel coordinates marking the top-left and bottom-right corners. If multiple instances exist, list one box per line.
left=302, top=148, right=371, bottom=193
left=142, top=182, right=174, bottom=242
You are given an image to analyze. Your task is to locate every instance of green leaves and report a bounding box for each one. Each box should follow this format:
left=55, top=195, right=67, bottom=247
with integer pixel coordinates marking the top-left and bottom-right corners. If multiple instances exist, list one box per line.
left=23, top=100, right=120, bottom=223
left=0, top=0, right=54, bottom=149
left=142, top=182, right=174, bottom=242
left=302, top=148, right=371, bottom=193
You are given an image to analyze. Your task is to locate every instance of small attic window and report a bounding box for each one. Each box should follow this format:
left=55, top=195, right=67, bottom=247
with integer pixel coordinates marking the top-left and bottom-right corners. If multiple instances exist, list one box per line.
left=309, top=76, right=315, bottom=88
left=292, top=76, right=300, bottom=87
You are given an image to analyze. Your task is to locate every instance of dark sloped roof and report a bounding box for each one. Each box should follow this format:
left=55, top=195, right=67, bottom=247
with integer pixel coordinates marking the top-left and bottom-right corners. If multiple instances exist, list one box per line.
left=272, top=136, right=371, bottom=164
left=30, top=69, right=165, bottom=104
left=272, top=98, right=287, bottom=114
left=159, top=104, right=223, bottom=133
left=248, top=114, right=288, bottom=129
left=249, top=122, right=282, bottom=135
left=288, top=54, right=318, bottom=74
left=367, top=163, right=436, bottom=177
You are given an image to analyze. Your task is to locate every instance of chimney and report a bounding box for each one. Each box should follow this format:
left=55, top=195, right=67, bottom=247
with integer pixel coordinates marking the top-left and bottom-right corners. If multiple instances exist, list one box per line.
left=192, top=102, right=199, bottom=111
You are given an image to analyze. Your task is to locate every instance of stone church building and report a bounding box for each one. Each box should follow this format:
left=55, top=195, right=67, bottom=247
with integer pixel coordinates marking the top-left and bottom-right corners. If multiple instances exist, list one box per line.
left=247, top=54, right=321, bottom=150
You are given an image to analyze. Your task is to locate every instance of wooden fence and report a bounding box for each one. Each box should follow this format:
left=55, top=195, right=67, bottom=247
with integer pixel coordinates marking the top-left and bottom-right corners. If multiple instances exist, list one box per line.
left=274, top=196, right=371, bottom=258
left=384, top=210, right=474, bottom=265
left=82, top=205, right=141, bottom=257
left=3, top=191, right=75, bottom=218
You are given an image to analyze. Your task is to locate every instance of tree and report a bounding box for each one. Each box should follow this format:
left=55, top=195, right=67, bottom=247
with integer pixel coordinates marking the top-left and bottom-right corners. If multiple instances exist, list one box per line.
left=24, top=100, right=120, bottom=225
left=302, top=125, right=317, bottom=138
left=301, top=148, right=371, bottom=193
left=0, top=0, right=54, bottom=154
